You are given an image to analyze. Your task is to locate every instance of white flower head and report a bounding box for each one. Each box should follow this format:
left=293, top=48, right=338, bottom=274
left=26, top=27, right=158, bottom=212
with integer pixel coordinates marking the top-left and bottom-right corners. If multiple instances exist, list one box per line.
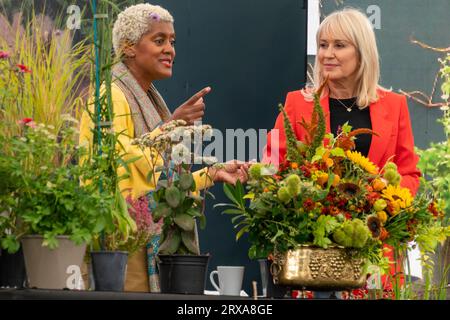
left=203, top=128, right=214, bottom=140
left=171, top=143, right=191, bottom=165
left=203, top=156, right=218, bottom=165
left=261, top=165, right=277, bottom=176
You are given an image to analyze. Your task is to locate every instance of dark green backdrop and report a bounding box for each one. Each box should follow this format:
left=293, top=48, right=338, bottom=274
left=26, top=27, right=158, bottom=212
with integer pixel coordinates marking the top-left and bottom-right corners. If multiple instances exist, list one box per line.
left=150, top=0, right=308, bottom=293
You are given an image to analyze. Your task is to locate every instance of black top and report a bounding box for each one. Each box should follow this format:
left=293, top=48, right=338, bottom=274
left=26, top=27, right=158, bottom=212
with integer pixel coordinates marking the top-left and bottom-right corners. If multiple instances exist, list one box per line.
left=329, top=97, right=372, bottom=157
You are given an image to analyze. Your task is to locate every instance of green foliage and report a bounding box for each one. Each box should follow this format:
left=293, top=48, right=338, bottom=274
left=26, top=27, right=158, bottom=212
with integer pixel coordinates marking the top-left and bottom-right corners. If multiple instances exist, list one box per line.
left=0, top=11, right=89, bottom=142
left=85, top=0, right=140, bottom=251
left=133, top=119, right=218, bottom=255
left=152, top=170, right=206, bottom=255
left=312, top=215, right=340, bottom=248
left=417, top=53, right=450, bottom=220
left=278, top=103, right=303, bottom=163
left=0, top=122, right=112, bottom=252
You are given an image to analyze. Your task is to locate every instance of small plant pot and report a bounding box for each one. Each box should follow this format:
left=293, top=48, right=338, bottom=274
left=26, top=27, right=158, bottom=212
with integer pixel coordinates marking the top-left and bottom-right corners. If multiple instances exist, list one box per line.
left=21, top=235, right=86, bottom=289
left=91, top=251, right=128, bottom=292
left=0, top=247, right=27, bottom=288
left=158, top=254, right=210, bottom=295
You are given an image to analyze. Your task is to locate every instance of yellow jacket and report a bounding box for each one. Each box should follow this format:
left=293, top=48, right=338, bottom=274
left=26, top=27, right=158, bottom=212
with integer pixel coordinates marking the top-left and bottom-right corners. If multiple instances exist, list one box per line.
left=79, top=83, right=213, bottom=199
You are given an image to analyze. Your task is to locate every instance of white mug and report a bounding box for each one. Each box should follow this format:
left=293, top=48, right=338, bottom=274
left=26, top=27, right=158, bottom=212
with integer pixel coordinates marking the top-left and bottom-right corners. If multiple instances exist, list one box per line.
left=209, top=266, right=244, bottom=296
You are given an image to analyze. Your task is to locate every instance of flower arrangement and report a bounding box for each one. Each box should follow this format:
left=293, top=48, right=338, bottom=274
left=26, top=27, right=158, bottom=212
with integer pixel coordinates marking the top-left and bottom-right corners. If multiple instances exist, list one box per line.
left=220, top=81, right=450, bottom=281
left=133, top=120, right=219, bottom=255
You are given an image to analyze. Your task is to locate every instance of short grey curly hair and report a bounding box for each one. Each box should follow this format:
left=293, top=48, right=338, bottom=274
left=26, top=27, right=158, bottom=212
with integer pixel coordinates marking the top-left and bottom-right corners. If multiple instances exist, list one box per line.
left=112, top=3, right=174, bottom=57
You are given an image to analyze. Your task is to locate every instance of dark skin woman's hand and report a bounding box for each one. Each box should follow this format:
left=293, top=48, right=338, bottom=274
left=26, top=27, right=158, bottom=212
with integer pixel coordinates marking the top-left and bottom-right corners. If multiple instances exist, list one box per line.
left=169, top=87, right=211, bottom=125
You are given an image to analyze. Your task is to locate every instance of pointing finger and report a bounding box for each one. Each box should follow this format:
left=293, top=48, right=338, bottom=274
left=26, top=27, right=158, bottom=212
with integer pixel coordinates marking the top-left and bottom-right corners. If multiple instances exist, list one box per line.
left=186, top=87, right=211, bottom=104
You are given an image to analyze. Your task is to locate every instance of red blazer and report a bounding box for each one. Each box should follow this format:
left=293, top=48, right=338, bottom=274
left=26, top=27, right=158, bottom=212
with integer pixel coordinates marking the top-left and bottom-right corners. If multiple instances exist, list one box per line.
left=263, top=89, right=421, bottom=195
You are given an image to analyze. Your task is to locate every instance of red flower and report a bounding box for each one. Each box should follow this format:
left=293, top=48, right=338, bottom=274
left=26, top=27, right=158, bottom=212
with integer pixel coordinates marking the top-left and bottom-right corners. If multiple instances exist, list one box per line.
left=302, top=198, right=315, bottom=211
left=367, top=192, right=381, bottom=204
left=337, top=198, right=348, bottom=208
left=300, top=165, right=311, bottom=178
left=379, top=228, right=389, bottom=241
left=345, top=212, right=352, bottom=220
left=17, top=64, right=32, bottom=73
left=329, top=206, right=340, bottom=216
left=428, top=202, right=442, bottom=218
left=0, top=51, right=10, bottom=59
left=18, top=118, right=36, bottom=128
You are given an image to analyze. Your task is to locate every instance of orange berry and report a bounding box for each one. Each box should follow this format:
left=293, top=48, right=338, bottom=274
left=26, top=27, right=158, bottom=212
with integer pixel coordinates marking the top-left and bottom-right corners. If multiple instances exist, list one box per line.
left=372, top=178, right=386, bottom=192
left=332, top=174, right=340, bottom=186
left=325, top=158, right=334, bottom=168
left=317, top=172, right=329, bottom=186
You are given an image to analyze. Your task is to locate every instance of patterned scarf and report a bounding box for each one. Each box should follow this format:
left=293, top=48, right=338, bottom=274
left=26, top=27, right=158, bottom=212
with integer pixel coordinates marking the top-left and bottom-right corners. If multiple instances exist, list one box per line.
left=111, top=62, right=171, bottom=136
left=112, top=62, right=172, bottom=292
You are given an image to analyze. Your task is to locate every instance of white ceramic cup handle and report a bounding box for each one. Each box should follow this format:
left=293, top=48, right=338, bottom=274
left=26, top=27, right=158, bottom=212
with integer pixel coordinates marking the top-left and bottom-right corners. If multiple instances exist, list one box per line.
left=209, top=270, right=220, bottom=292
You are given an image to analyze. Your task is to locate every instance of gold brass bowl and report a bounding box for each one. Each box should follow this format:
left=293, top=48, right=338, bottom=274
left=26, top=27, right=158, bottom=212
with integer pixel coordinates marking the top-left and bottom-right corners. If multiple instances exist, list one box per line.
left=270, top=245, right=366, bottom=291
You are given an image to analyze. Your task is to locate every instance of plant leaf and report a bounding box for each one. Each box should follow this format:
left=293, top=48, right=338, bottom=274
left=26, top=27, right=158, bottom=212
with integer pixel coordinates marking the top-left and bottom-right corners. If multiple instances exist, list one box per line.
left=174, top=213, right=195, bottom=231
left=181, top=230, right=199, bottom=255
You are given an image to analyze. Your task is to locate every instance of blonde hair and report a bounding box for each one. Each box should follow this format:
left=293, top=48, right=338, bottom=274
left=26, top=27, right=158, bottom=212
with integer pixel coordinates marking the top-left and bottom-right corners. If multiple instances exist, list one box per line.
left=112, top=3, right=174, bottom=58
left=312, top=8, right=385, bottom=107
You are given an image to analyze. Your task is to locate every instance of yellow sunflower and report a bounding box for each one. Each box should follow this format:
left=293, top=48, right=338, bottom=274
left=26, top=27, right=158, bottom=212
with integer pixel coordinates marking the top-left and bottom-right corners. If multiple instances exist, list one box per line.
left=382, top=185, right=413, bottom=214
left=345, top=150, right=379, bottom=175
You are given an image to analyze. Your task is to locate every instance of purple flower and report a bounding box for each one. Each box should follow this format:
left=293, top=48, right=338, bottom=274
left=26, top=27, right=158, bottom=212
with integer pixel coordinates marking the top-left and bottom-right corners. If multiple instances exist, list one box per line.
left=149, top=12, right=160, bottom=22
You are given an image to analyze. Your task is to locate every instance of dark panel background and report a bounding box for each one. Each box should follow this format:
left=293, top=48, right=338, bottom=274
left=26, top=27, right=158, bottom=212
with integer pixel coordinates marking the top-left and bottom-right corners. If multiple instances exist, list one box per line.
left=0, top=0, right=307, bottom=294
left=151, top=0, right=308, bottom=293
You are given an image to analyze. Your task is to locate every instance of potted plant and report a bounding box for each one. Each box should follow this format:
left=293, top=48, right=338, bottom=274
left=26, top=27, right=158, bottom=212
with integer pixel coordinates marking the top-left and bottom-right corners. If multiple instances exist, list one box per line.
left=0, top=117, right=114, bottom=290
left=84, top=0, right=142, bottom=292
left=0, top=10, right=90, bottom=289
left=219, top=81, right=450, bottom=297
left=133, top=120, right=219, bottom=294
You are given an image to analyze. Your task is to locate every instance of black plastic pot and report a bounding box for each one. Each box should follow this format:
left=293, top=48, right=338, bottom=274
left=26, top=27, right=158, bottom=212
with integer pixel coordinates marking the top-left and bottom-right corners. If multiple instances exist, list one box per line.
left=0, top=248, right=27, bottom=288
left=258, top=259, right=290, bottom=298
left=158, top=254, right=210, bottom=294
left=91, top=251, right=128, bottom=292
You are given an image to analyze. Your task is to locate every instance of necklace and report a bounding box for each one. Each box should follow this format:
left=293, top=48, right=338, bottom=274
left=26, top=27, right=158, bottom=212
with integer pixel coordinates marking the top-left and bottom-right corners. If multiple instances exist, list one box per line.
left=334, top=98, right=357, bottom=112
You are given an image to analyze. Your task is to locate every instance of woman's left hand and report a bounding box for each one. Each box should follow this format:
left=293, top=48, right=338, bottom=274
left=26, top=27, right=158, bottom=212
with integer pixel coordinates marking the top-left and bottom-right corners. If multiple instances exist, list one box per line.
left=209, top=160, right=250, bottom=185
